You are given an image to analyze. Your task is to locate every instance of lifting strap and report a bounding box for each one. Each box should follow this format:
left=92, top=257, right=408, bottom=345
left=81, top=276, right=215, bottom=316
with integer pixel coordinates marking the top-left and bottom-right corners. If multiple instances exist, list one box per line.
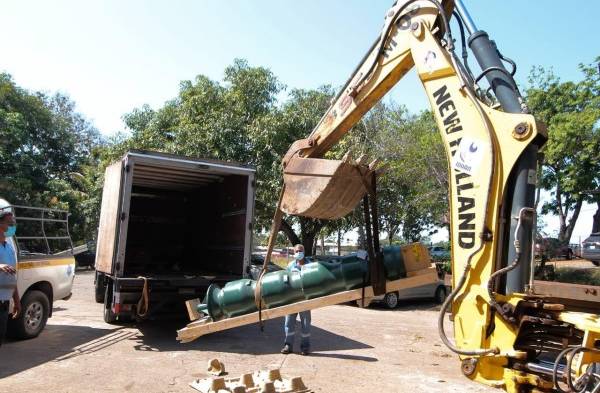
left=254, top=186, right=285, bottom=331
left=137, top=276, right=150, bottom=318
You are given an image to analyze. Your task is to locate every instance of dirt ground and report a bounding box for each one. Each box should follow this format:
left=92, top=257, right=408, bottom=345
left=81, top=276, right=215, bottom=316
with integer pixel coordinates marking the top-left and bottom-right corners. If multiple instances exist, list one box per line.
left=0, top=270, right=495, bottom=393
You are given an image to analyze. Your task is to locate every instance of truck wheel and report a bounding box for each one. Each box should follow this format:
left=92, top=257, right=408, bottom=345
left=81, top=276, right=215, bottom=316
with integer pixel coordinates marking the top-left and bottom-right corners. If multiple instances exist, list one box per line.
left=103, top=280, right=117, bottom=324
left=94, top=272, right=106, bottom=303
left=8, top=290, right=50, bottom=339
left=383, top=292, right=399, bottom=309
left=434, top=286, right=447, bottom=304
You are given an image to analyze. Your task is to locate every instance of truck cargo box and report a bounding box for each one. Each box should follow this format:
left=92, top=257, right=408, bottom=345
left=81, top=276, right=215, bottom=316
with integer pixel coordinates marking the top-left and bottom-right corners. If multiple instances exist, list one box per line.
left=94, top=150, right=255, bottom=322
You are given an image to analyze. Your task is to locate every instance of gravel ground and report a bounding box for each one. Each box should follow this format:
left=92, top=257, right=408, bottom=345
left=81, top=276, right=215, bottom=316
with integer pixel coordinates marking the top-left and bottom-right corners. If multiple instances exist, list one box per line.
left=0, top=270, right=495, bottom=393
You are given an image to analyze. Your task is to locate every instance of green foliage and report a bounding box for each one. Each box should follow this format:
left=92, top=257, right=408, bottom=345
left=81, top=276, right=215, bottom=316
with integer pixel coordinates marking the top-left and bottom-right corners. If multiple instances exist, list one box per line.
left=526, top=57, right=600, bottom=242
left=346, top=102, right=448, bottom=244
left=0, top=73, right=102, bottom=243
left=553, top=267, right=600, bottom=286
left=110, top=60, right=450, bottom=251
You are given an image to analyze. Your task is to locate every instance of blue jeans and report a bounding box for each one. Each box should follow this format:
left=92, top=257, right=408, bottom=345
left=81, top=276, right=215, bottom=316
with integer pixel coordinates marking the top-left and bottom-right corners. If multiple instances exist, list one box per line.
left=284, top=311, right=311, bottom=352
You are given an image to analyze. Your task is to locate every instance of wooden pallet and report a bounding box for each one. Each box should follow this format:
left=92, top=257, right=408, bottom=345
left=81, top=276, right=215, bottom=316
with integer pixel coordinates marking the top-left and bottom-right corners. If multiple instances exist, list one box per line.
left=177, top=267, right=439, bottom=343
left=534, top=280, right=600, bottom=304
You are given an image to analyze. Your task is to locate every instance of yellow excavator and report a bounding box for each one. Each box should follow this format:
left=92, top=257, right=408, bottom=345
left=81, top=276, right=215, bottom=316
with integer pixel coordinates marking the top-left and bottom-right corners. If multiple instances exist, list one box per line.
left=271, top=0, right=600, bottom=391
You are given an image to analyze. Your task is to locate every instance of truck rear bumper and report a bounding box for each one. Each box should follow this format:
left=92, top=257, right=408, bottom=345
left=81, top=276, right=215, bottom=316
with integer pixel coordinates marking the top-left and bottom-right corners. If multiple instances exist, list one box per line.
left=109, top=275, right=240, bottom=319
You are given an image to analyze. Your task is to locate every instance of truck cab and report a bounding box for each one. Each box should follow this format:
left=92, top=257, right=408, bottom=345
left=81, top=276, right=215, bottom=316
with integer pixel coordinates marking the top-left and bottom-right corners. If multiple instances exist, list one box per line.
left=2, top=203, right=76, bottom=339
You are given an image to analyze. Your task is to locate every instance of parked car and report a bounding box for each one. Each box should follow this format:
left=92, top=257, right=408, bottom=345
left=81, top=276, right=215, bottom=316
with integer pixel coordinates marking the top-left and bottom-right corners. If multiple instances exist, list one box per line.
left=356, top=280, right=447, bottom=309
left=582, top=233, right=600, bottom=266
left=1, top=200, right=76, bottom=339
left=73, top=242, right=96, bottom=270
left=247, top=254, right=283, bottom=280
left=429, top=246, right=450, bottom=261
left=535, top=237, right=573, bottom=260
left=570, top=243, right=582, bottom=258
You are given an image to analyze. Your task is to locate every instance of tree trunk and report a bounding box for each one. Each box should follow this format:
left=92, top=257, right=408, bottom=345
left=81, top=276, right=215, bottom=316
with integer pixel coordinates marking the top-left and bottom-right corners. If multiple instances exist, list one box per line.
left=593, top=200, right=600, bottom=234
left=320, top=235, right=325, bottom=255
left=337, top=230, right=341, bottom=256
left=388, top=225, right=399, bottom=246
left=280, top=219, right=301, bottom=246
left=357, top=224, right=366, bottom=249
left=562, top=197, right=584, bottom=244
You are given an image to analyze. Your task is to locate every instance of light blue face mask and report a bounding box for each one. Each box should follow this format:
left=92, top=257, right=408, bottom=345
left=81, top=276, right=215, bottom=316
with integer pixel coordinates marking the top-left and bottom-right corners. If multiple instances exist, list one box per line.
left=4, top=225, right=16, bottom=238
left=295, top=252, right=304, bottom=261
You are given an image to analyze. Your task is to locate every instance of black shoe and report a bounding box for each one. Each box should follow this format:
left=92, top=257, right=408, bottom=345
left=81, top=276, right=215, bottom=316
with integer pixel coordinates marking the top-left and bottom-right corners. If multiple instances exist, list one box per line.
left=300, top=350, right=309, bottom=356
left=281, top=344, right=292, bottom=354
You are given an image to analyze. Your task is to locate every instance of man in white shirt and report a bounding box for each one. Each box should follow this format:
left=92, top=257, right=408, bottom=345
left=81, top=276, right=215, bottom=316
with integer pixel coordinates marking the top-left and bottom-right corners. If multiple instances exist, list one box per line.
left=281, top=244, right=311, bottom=356
left=0, top=206, right=21, bottom=346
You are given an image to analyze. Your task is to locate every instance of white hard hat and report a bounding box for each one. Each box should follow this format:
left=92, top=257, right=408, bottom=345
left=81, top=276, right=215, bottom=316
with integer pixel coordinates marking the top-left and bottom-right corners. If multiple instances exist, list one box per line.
left=0, top=198, right=14, bottom=219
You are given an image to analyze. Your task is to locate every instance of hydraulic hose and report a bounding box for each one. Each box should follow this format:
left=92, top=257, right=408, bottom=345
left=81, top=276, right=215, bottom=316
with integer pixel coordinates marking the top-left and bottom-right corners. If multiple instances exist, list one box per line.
left=436, top=52, right=499, bottom=357
left=486, top=207, right=535, bottom=324
left=309, top=0, right=453, bottom=140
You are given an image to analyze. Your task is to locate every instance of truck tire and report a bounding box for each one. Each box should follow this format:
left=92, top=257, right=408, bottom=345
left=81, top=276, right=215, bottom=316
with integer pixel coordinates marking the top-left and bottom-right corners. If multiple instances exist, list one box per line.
left=8, top=290, right=50, bottom=339
left=103, top=280, right=117, bottom=324
left=383, top=292, right=399, bottom=309
left=94, top=272, right=106, bottom=303
left=565, top=249, right=573, bottom=260
left=434, top=286, right=447, bottom=304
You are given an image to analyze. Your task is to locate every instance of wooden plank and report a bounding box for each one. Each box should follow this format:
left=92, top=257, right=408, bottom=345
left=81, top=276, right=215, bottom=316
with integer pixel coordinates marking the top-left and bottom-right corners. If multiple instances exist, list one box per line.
left=95, top=161, right=123, bottom=274
left=534, top=280, right=600, bottom=303
left=177, top=267, right=438, bottom=342
left=186, top=298, right=202, bottom=321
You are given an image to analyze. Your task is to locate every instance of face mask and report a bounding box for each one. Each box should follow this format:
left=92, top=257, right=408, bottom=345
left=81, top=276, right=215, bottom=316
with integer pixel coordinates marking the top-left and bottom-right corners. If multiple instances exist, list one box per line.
left=4, top=225, right=16, bottom=238
left=295, top=252, right=304, bottom=261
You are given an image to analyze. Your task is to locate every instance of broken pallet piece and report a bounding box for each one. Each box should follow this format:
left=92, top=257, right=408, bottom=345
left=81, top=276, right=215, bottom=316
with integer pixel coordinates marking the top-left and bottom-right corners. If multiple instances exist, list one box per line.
left=190, top=368, right=310, bottom=393
left=177, top=267, right=438, bottom=343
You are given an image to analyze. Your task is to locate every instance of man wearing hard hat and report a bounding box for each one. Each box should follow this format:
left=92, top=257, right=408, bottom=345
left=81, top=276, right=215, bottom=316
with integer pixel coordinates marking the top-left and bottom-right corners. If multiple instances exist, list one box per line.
left=0, top=200, right=21, bottom=346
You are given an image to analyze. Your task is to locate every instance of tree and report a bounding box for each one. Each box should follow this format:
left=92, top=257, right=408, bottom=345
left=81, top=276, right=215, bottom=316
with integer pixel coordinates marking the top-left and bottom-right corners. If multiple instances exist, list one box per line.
left=113, top=60, right=342, bottom=254
left=348, top=102, right=448, bottom=244
left=526, top=57, right=600, bottom=243
left=0, top=73, right=102, bottom=243
left=252, top=87, right=338, bottom=255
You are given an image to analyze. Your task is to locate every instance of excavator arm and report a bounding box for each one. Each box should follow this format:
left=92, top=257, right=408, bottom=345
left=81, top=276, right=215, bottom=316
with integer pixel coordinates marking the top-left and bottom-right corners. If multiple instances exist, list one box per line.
left=277, top=1, right=600, bottom=392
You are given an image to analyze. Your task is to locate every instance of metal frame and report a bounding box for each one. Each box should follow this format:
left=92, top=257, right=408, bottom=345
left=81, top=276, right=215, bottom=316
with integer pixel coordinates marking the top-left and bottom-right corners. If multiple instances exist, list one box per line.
left=243, top=172, right=256, bottom=279
left=11, top=204, right=74, bottom=257
left=112, top=151, right=257, bottom=279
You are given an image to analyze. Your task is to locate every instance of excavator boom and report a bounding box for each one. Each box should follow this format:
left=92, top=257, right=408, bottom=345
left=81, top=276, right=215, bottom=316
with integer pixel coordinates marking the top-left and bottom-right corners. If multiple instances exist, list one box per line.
left=275, top=1, right=600, bottom=392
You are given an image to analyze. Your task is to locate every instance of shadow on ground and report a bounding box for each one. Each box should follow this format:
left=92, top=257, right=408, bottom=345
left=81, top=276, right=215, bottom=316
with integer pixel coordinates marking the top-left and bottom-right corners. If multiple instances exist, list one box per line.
left=392, top=299, right=441, bottom=312
left=131, top=316, right=373, bottom=356
left=0, top=324, right=126, bottom=378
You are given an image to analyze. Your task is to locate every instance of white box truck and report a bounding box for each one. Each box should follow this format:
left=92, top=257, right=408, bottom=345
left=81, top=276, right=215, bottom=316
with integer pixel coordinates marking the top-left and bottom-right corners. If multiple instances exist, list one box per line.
left=94, top=151, right=256, bottom=323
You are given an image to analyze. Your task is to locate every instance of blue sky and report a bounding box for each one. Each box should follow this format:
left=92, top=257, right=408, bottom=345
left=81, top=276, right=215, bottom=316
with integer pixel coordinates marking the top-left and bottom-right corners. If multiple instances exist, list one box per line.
left=1, top=1, right=598, bottom=242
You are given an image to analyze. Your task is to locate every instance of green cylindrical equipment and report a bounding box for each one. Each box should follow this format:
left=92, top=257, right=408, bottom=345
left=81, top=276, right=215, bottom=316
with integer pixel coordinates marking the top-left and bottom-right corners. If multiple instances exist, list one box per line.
left=198, top=246, right=408, bottom=321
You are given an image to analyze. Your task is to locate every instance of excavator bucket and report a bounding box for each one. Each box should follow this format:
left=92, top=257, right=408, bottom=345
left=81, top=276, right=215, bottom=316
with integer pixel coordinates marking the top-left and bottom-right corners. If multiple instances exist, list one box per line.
left=280, top=153, right=376, bottom=220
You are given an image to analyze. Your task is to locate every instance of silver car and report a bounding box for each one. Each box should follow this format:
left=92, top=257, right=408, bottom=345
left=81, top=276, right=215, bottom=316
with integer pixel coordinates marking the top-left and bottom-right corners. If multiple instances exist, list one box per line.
left=357, top=280, right=447, bottom=309
left=582, top=233, right=600, bottom=266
